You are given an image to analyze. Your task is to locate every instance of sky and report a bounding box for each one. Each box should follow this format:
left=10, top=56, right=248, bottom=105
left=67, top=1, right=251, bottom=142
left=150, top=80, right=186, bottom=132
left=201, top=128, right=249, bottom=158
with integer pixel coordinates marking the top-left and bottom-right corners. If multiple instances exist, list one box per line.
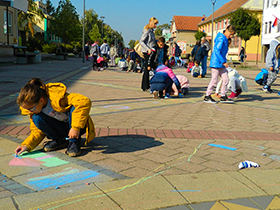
left=49, top=0, right=231, bottom=46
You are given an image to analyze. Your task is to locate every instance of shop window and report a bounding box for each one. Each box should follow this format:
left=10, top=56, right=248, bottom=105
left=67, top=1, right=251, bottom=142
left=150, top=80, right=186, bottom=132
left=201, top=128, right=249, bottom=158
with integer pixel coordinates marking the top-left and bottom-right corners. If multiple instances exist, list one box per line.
left=4, top=10, right=12, bottom=35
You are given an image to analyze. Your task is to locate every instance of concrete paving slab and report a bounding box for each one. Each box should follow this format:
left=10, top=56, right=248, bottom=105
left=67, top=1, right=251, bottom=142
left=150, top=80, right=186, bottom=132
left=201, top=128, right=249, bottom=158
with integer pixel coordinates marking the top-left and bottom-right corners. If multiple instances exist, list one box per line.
left=0, top=138, right=21, bottom=156
left=96, top=176, right=188, bottom=210
left=221, top=198, right=262, bottom=209
left=265, top=196, right=280, bottom=210
left=160, top=204, right=190, bottom=210
left=189, top=201, right=225, bottom=210
left=164, top=172, right=263, bottom=203
left=14, top=183, right=121, bottom=210
left=240, top=169, right=280, bottom=195
left=249, top=195, right=274, bottom=209
left=0, top=197, right=17, bottom=210
left=14, top=163, right=112, bottom=191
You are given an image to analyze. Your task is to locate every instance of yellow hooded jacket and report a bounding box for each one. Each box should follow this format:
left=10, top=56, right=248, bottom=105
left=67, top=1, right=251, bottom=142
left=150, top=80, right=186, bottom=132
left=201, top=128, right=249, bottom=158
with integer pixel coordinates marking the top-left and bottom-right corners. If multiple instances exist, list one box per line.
left=20, top=83, right=95, bottom=151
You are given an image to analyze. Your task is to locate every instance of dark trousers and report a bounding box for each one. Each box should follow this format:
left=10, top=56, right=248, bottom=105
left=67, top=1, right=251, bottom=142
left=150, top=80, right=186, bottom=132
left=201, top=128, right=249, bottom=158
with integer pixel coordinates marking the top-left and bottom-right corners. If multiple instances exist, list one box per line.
left=32, top=106, right=86, bottom=141
left=92, top=56, right=98, bottom=68
left=141, top=53, right=150, bottom=91
left=150, top=77, right=173, bottom=94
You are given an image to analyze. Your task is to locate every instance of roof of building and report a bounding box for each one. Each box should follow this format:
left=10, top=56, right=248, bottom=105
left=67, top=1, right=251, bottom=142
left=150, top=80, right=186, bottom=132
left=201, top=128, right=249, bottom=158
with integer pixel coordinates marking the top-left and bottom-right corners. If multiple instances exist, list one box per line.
left=173, top=16, right=203, bottom=31
left=198, top=0, right=248, bottom=25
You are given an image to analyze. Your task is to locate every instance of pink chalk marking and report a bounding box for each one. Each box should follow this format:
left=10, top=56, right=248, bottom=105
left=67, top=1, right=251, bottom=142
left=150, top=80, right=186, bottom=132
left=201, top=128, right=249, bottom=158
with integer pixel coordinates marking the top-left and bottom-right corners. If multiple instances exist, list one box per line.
left=9, top=157, right=42, bottom=167
left=35, top=155, right=53, bottom=160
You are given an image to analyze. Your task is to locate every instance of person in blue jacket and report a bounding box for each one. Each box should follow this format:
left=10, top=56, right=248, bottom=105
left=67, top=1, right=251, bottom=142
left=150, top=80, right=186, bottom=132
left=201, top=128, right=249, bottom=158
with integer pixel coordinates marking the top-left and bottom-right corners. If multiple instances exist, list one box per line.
left=204, top=25, right=236, bottom=103
left=255, top=68, right=268, bottom=86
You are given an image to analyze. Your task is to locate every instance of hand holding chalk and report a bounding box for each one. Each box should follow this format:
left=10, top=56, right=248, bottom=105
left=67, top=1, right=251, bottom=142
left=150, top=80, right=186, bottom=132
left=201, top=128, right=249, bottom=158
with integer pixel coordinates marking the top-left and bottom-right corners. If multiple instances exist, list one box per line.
left=15, top=145, right=28, bottom=156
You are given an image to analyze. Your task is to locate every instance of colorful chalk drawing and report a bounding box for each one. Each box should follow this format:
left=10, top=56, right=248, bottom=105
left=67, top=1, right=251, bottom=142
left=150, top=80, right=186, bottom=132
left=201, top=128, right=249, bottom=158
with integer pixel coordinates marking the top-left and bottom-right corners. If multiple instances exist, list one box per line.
left=103, top=105, right=130, bottom=109
left=26, top=167, right=100, bottom=190
left=208, top=143, right=237, bottom=151
left=270, top=155, right=280, bottom=161
left=9, top=151, right=69, bottom=167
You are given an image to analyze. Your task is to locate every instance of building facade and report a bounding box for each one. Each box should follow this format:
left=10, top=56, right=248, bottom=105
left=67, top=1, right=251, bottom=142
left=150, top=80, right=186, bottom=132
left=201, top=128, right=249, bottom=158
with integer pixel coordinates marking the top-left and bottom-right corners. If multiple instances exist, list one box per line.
left=198, top=0, right=263, bottom=62
left=170, top=16, right=203, bottom=56
left=262, top=0, right=280, bottom=59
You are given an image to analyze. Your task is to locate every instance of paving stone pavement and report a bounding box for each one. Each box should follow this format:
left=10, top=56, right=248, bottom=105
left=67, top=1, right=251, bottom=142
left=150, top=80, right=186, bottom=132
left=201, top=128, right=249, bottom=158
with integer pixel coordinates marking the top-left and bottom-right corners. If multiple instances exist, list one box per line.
left=1, top=56, right=280, bottom=209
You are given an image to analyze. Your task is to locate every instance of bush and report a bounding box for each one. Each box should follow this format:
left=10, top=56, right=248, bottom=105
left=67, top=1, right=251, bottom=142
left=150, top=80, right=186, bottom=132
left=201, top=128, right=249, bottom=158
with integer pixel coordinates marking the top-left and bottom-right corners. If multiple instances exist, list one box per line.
left=62, top=44, right=73, bottom=53
left=26, top=34, right=45, bottom=52
left=42, top=44, right=57, bottom=53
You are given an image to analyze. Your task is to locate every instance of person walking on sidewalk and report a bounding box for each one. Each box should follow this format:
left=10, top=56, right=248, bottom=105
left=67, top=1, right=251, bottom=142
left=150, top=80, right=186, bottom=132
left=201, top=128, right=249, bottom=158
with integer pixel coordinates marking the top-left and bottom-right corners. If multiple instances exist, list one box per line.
left=262, top=40, right=280, bottom=93
left=139, top=17, right=158, bottom=91
left=109, top=43, right=117, bottom=67
left=14, top=78, right=95, bottom=157
left=204, top=25, right=236, bottom=103
left=90, top=40, right=99, bottom=71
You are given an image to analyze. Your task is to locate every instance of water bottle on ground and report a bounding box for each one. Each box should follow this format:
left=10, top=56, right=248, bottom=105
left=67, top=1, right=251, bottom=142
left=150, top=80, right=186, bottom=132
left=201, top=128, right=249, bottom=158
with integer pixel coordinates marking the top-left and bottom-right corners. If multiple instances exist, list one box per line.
left=238, top=160, right=260, bottom=169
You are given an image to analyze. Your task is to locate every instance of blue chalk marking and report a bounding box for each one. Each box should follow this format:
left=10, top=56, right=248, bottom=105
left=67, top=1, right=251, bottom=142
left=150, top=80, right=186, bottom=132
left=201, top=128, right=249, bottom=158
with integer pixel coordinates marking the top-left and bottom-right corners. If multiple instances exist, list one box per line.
left=26, top=170, right=100, bottom=190
left=171, top=190, right=201, bottom=192
left=3, top=175, right=6, bottom=177
left=3, top=180, right=7, bottom=182
left=208, top=143, right=236, bottom=151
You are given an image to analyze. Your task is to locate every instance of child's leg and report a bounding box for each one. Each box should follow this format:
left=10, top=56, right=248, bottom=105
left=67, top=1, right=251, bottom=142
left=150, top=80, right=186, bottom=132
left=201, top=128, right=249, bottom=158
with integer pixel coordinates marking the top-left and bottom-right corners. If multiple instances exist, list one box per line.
left=205, top=68, right=220, bottom=96
left=32, top=113, right=69, bottom=151
left=219, top=68, right=229, bottom=96
left=164, top=77, right=174, bottom=94
left=266, top=70, right=277, bottom=87
left=66, top=106, right=86, bottom=156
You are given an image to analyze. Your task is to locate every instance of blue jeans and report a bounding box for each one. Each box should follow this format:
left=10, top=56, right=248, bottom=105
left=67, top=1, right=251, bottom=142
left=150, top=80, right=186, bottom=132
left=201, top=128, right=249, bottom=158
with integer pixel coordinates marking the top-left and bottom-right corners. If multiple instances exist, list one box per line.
left=150, top=77, right=173, bottom=94
left=192, top=72, right=200, bottom=77
left=32, top=106, right=86, bottom=141
left=202, top=56, right=208, bottom=76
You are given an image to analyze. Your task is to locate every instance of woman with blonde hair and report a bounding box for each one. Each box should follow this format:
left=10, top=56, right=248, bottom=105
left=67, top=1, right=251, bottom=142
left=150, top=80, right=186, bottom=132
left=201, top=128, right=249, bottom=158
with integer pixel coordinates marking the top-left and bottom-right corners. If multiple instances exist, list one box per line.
left=140, top=17, right=158, bottom=91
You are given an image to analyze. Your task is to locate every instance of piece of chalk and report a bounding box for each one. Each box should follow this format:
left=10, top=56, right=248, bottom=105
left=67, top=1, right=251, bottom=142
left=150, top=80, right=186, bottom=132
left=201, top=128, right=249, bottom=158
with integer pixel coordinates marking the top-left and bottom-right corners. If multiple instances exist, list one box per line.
left=262, top=153, right=267, bottom=156
left=3, top=180, right=7, bottom=182
left=55, top=186, right=60, bottom=189
left=65, top=138, right=70, bottom=140
left=85, top=182, right=90, bottom=185
left=15, top=155, right=18, bottom=157
left=3, top=175, right=6, bottom=177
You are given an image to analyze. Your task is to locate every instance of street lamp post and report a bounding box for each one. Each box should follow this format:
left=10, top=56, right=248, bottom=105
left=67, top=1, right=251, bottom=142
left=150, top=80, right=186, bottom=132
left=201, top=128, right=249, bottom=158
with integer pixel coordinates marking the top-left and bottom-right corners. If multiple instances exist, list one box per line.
left=100, top=16, right=105, bottom=39
left=211, top=0, right=217, bottom=53
left=82, top=0, right=85, bottom=63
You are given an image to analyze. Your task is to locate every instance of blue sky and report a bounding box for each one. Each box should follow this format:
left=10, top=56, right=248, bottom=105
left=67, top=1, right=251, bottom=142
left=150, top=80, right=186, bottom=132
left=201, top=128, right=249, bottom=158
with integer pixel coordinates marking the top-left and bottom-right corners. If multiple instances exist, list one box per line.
left=50, top=0, right=231, bottom=46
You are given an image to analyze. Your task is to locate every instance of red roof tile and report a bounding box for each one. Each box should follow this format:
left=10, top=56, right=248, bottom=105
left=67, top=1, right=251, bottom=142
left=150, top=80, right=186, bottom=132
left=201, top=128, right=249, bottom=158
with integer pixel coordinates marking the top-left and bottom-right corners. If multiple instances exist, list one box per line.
left=198, top=0, right=248, bottom=25
left=174, top=16, right=203, bottom=31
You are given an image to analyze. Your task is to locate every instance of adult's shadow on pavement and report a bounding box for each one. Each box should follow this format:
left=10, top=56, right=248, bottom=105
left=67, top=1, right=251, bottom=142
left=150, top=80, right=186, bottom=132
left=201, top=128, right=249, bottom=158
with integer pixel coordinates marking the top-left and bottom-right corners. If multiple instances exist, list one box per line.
left=80, top=135, right=163, bottom=156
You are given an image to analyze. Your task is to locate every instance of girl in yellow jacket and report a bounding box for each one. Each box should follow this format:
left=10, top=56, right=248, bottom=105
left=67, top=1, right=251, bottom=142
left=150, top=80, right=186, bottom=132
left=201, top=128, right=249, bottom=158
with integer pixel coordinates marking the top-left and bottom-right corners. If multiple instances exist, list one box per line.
left=15, top=78, right=95, bottom=157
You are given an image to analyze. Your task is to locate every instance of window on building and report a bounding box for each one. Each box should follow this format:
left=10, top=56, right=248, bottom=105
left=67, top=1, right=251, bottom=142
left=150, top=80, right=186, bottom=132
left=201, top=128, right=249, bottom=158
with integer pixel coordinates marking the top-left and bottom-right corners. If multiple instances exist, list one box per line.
left=4, top=10, right=12, bottom=35
left=215, top=22, right=218, bottom=31
left=269, top=21, right=272, bottom=33
left=221, top=20, right=224, bottom=28
left=265, top=22, right=268, bottom=34
left=267, top=0, right=270, bottom=8
left=277, top=20, right=280, bottom=32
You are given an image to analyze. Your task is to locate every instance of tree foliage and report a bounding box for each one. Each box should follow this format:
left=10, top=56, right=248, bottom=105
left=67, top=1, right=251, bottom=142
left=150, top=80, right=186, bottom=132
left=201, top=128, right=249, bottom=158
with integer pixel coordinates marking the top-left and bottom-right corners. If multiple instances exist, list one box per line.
left=18, top=0, right=44, bottom=36
left=128, top=40, right=136, bottom=49
left=230, top=8, right=260, bottom=42
left=46, top=0, right=55, bottom=16
left=89, top=24, right=101, bottom=43
left=154, top=23, right=170, bottom=36
left=49, top=0, right=81, bottom=43
left=194, top=30, right=207, bottom=41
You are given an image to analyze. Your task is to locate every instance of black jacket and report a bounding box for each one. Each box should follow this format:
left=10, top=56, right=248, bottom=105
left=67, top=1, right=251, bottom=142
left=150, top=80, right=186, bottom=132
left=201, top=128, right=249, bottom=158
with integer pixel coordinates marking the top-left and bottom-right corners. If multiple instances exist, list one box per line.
left=191, top=45, right=206, bottom=62
left=148, top=44, right=169, bottom=70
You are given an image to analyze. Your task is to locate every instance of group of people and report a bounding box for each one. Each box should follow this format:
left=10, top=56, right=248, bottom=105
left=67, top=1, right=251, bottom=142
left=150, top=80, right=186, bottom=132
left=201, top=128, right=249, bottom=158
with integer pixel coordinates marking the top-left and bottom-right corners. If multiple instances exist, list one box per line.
left=14, top=18, right=280, bottom=160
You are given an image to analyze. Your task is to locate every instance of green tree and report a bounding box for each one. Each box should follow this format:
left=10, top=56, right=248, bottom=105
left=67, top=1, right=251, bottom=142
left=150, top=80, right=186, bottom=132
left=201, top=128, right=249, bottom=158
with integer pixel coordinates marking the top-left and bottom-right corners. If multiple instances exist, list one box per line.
left=194, top=30, right=207, bottom=41
left=89, top=23, right=101, bottom=43
left=18, top=0, right=44, bottom=36
left=128, top=40, right=136, bottom=49
left=154, top=23, right=170, bottom=36
left=230, top=8, right=260, bottom=53
left=49, top=0, right=81, bottom=43
left=46, top=0, right=55, bottom=16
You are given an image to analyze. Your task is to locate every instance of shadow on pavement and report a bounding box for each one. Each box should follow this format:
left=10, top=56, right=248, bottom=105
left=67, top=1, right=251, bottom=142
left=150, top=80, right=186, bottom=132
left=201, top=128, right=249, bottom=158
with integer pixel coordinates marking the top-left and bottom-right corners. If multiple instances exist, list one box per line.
left=81, top=135, right=163, bottom=156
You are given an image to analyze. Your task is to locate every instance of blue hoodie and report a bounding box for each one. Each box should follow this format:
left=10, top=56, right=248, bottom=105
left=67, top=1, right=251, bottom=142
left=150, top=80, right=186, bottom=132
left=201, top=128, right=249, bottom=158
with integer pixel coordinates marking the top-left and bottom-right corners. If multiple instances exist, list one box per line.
left=265, top=40, right=280, bottom=70
left=209, top=32, right=229, bottom=68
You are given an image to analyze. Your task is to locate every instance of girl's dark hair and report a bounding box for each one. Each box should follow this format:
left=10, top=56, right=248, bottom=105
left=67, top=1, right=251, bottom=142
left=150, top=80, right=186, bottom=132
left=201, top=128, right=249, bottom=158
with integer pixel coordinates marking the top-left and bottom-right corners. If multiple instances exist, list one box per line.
left=17, top=78, right=48, bottom=106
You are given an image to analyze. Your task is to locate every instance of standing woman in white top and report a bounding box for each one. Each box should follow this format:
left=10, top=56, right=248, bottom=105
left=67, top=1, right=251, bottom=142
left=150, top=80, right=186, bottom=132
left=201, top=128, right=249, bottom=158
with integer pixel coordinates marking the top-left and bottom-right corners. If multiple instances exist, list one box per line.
left=140, top=17, right=158, bottom=91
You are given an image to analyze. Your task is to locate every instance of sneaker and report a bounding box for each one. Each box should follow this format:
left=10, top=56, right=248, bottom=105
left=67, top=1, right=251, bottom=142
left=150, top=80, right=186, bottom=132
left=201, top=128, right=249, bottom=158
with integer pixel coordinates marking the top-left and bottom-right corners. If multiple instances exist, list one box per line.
left=268, top=88, right=273, bottom=93
left=220, top=95, right=234, bottom=103
left=204, top=95, right=216, bottom=103
left=236, top=89, right=242, bottom=97
left=65, top=139, right=81, bottom=157
left=164, top=95, right=172, bottom=99
left=262, top=85, right=269, bottom=93
left=43, top=139, right=68, bottom=152
left=228, top=92, right=238, bottom=99
left=152, top=91, right=159, bottom=99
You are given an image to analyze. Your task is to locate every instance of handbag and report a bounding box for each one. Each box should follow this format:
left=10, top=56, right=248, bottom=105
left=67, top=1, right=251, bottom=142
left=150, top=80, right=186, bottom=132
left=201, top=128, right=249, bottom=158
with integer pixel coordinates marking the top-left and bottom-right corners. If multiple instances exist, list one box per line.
left=134, top=43, right=144, bottom=59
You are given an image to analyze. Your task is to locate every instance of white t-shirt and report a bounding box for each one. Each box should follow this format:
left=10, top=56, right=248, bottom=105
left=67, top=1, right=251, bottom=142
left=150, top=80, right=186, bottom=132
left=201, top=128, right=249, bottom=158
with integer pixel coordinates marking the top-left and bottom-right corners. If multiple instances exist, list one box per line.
left=42, top=99, right=69, bottom=122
